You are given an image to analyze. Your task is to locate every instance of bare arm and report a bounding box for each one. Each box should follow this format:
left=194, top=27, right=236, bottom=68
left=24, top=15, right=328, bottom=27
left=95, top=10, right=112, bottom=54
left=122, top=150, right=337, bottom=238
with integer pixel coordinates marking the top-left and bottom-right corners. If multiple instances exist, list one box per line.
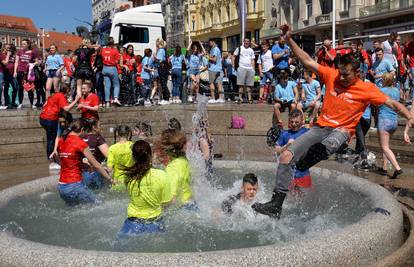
left=98, top=143, right=109, bottom=158
left=282, top=24, right=319, bottom=73
left=14, top=54, right=19, bottom=76
left=63, top=95, right=80, bottom=111
left=314, top=86, right=322, bottom=102
left=83, top=148, right=114, bottom=184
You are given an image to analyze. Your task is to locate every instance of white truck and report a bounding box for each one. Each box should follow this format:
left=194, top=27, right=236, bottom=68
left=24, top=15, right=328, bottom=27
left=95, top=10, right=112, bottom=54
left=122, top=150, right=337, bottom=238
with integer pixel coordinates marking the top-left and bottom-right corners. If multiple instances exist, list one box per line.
left=110, top=4, right=165, bottom=55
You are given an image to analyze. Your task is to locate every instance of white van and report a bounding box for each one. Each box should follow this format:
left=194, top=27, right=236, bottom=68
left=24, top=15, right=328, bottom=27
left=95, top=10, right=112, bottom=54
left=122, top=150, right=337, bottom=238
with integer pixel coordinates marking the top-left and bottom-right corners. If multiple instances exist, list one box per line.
left=110, top=4, right=165, bottom=55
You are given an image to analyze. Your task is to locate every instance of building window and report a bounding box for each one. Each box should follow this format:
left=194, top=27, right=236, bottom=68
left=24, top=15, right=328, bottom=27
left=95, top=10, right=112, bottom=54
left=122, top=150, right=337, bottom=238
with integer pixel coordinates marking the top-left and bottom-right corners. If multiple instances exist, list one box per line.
left=192, top=17, right=195, bottom=31
left=306, top=0, right=312, bottom=19
left=226, top=7, right=230, bottom=21
left=11, top=38, right=16, bottom=45
left=342, top=0, right=350, bottom=10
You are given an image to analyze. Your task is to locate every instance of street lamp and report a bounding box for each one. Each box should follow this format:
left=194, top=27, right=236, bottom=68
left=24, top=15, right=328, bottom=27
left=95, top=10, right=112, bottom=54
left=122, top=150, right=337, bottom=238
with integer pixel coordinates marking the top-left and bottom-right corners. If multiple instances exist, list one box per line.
left=37, top=28, right=50, bottom=60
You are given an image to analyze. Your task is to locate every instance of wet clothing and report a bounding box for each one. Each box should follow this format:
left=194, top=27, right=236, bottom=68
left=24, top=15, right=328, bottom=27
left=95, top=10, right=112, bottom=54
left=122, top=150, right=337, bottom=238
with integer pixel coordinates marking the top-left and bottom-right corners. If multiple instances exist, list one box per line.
left=119, top=217, right=164, bottom=235
left=58, top=135, right=89, bottom=184
left=79, top=93, right=99, bottom=120
left=107, top=141, right=134, bottom=190
left=40, top=92, right=68, bottom=121
left=165, top=156, right=192, bottom=205
left=126, top=168, right=172, bottom=220
left=221, top=193, right=241, bottom=214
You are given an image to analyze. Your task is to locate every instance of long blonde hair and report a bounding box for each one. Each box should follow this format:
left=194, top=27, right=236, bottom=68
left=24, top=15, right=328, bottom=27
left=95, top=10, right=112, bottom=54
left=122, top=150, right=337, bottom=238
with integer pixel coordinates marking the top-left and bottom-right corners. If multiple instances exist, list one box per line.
left=382, top=72, right=394, bottom=87
left=156, top=38, right=166, bottom=49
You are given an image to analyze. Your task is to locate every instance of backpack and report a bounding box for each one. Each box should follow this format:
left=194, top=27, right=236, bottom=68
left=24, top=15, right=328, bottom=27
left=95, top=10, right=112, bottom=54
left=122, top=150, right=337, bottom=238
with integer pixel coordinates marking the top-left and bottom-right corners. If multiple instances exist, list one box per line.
left=234, top=46, right=242, bottom=70
left=231, top=115, right=246, bottom=129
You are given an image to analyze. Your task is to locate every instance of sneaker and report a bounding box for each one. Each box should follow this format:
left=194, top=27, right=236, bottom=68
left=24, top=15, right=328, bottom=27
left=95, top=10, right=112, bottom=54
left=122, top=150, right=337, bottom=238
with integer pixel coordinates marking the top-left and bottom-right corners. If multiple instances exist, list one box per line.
left=208, top=99, right=216, bottom=104
left=176, top=99, right=182, bottom=104
left=144, top=100, right=152, bottom=106
left=216, top=98, right=225, bottom=104
left=32, top=105, right=37, bottom=109
left=160, top=100, right=169, bottom=105
left=390, top=169, right=403, bottom=179
left=188, top=96, right=193, bottom=103
left=49, top=162, right=61, bottom=170
left=113, top=98, right=122, bottom=106
left=17, top=104, right=23, bottom=109
left=0, top=105, right=7, bottom=110
left=105, top=102, right=110, bottom=108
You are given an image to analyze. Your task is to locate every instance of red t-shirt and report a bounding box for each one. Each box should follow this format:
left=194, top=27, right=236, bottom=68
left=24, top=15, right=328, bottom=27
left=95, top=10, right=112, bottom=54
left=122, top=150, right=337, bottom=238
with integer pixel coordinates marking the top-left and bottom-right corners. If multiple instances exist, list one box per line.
left=58, top=134, right=88, bottom=184
left=405, top=40, right=414, bottom=68
left=17, top=49, right=38, bottom=73
left=40, top=93, right=68, bottom=121
left=63, top=57, right=73, bottom=77
left=79, top=93, right=99, bottom=120
left=337, top=48, right=350, bottom=56
left=317, top=48, right=336, bottom=68
left=316, top=65, right=388, bottom=136
left=101, top=47, right=120, bottom=66
left=123, top=53, right=135, bottom=71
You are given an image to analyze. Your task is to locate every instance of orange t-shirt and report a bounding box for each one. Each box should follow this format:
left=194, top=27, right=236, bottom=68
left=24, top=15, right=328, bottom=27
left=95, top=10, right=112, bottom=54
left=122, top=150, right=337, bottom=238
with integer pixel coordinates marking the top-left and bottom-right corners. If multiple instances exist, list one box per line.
left=316, top=65, right=389, bottom=136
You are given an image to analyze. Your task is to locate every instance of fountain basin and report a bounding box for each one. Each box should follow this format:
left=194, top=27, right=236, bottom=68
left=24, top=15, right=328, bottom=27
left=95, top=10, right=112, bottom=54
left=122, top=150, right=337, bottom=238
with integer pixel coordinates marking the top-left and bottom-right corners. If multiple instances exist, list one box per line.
left=0, top=160, right=404, bottom=266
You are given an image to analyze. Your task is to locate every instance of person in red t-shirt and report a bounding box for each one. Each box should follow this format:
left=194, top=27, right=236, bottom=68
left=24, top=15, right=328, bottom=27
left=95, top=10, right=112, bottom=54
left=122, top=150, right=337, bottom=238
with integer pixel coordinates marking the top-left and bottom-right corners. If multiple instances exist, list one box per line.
left=101, top=37, right=121, bottom=106
left=78, top=81, right=99, bottom=120
left=395, top=35, right=408, bottom=102
left=252, top=24, right=414, bottom=219
left=317, top=39, right=336, bottom=68
left=39, top=83, right=80, bottom=168
left=57, top=119, right=114, bottom=206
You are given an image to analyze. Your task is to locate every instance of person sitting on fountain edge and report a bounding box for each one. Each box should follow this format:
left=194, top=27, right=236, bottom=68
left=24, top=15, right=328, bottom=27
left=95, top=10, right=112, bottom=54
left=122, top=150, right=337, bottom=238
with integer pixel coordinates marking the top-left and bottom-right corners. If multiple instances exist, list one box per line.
left=222, top=173, right=259, bottom=214
left=274, top=109, right=312, bottom=190
left=252, top=24, right=414, bottom=219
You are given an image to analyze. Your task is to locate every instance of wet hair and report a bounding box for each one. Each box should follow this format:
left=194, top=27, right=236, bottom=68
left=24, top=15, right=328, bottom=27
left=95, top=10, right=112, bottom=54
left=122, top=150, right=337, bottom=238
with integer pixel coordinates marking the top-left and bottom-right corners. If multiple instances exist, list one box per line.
left=114, top=125, right=132, bottom=143
left=135, top=121, right=153, bottom=137
left=156, top=129, right=186, bottom=159
left=126, top=44, right=134, bottom=56
left=61, top=119, right=83, bottom=140
left=338, top=53, right=360, bottom=71
left=266, top=125, right=282, bottom=147
left=243, top=173, right=258, bottom=186
left=144, top=48, right=152, bottom=57
left=124, top=140, right=152, bottom=188
left=168, top=118, right=182, bottom=131
left=58, top=109, right=73, bottom=124
left=382, top=72, right=394, bottom=87
left=289, top=109, right=304, bottom=119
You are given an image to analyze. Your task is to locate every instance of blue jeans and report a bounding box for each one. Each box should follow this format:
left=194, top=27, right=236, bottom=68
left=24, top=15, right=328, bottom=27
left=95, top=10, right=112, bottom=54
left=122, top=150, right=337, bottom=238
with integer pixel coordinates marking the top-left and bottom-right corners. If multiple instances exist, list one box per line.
left=95, top=71, right=105, bottom=102
left=171, top=68, right=182, bottom=97
left=378, top=118, right=397, bottom=133
left=119, top=217, right=164, bottom=236
left=102, top=66, right=120, bottom=101
left=39, top=118, right=58, bottom=159
left=58, top=182, right=97, bottom=206
left=82, top=171, right=105, bottom=190
left=141, top=79, right=151, bottom=99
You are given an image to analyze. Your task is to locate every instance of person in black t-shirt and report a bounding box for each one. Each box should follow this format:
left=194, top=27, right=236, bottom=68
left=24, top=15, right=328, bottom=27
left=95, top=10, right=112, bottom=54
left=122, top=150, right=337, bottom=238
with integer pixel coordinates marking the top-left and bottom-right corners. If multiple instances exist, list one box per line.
left=73, top=40, right=97, bottom=98
left=221, top=173, right=259, bottom=214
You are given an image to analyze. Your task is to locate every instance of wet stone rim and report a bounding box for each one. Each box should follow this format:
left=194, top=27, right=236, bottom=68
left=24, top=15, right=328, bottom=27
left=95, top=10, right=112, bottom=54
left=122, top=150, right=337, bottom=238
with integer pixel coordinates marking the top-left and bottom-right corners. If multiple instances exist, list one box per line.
left=0, top=160, right=404, bottom=267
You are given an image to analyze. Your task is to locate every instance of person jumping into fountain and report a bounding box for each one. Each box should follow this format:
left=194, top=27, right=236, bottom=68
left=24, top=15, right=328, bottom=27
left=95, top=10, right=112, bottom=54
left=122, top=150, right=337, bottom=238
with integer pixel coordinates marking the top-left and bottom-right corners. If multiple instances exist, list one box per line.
left=107, top=125, right=134, bottom=191
left=274, top=109, right=312, bottom=191
left=221, top=173, right=259, bottom=215
left=119, top=140, right=172, bottom=235
left=156, top=129, right=194, bottom=209
left=252, top=24, right=414, bottom=219
left=57, top=119, right=114, bottom=206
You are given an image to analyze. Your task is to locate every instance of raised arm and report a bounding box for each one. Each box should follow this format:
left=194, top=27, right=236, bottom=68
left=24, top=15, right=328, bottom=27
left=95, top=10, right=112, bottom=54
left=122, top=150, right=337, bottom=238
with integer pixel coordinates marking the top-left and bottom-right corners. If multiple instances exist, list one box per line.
left=281, top=24, right=318, bottom=73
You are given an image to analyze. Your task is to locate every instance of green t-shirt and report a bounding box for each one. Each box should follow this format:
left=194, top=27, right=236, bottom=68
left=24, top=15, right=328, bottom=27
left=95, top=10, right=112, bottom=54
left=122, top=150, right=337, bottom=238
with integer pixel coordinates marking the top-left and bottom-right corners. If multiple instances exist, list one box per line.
left=127, top=168, right=172, bottom=219
left=107, top=141, right=134, bottom=191
left=165, top=157, right=192, bottom=205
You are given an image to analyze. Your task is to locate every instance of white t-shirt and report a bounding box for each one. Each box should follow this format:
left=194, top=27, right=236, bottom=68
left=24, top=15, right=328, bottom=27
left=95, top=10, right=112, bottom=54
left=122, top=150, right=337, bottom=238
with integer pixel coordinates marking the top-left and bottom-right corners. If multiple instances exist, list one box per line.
left=257, top=50, right=273, bottom=73
left=235, top=46, right=255, bottom=69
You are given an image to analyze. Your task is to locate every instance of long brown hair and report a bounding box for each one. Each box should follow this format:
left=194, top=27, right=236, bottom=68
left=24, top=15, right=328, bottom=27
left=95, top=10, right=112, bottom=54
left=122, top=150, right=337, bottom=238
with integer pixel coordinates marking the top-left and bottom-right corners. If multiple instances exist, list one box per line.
left=124, top=140, right=152, bottom=189
left=156, top=129, right=187, bottom=159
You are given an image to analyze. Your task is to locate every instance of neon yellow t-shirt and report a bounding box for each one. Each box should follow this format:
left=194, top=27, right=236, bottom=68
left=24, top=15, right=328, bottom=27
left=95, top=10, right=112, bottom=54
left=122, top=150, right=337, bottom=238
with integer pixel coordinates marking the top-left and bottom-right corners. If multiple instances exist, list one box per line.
left=127, top=168, right=172, bottom=219
left=165, top=157, right=192, bottom=205
left=107, top=141, right=134, bottom=191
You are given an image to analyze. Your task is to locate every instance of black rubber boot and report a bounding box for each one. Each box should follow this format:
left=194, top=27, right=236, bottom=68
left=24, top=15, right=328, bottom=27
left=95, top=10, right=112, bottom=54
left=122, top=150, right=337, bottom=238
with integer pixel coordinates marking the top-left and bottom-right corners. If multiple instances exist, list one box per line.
left=252, top=191, right=286, bottom=219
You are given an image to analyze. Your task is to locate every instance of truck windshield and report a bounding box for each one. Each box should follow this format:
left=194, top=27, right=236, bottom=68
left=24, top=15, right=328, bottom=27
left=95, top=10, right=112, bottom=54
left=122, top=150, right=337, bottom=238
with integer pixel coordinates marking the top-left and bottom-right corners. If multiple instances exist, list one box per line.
left=120, top=26, right=149, bottom=44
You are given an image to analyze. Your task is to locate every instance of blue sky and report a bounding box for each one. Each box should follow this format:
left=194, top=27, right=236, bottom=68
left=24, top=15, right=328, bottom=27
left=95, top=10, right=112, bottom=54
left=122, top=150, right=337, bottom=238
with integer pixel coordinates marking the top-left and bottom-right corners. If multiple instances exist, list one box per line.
left=0, top=0, right=92, bottom=32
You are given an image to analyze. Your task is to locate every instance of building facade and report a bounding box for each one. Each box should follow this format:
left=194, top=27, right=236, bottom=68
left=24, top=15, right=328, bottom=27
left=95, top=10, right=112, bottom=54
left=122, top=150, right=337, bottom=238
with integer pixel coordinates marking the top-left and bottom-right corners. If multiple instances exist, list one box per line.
left=162, top=0, right=185, bottom=47
left=92, top=0, right=134, bottom=24
left=264, top=0, right=414, bottom=43
left=0, top=14, right=38, bottom=49
left=184, top=0, right=265, bottom=52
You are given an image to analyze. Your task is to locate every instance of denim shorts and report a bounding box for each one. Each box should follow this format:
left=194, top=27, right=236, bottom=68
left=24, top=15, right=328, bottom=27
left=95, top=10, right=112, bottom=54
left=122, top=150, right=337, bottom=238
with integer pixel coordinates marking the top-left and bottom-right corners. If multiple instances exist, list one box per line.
left=82, top=171, right=105, bottom=190
left=47, top=69, right=58, bottom=78
left=378, top=118, right=397, bottom=133
left=188, top=69, right=200, bottom=76
left=57, top=181, right=97, bottom=206
left=119, top=217, right=164, bottom=236
left=260, top=71, right=273, bottom=86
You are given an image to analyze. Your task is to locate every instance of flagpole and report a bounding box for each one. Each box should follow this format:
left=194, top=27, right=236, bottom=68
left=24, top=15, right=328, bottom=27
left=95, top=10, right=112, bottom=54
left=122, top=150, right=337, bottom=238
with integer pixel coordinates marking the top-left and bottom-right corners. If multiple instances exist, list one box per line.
left=332, top=0, right=336, bottom=48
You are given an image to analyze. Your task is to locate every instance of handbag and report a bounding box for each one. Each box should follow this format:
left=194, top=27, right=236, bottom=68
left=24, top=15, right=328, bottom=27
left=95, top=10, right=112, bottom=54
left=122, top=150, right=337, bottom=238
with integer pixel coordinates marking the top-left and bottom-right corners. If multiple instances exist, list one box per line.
left=231, top=115, right=246, bottom=129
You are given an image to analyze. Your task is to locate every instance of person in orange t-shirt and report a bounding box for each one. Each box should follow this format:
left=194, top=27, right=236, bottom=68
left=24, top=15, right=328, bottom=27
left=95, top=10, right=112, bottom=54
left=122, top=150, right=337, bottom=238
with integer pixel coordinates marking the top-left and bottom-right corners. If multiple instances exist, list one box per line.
left=78, top=81, right=100, bottom=120
left=252, top=24, right=414, bottom=219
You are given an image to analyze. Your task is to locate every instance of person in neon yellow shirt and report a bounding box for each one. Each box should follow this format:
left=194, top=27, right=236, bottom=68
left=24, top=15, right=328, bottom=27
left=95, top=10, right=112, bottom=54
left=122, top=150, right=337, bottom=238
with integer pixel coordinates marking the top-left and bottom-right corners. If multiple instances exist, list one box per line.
left=107, top=125, right=134, bottom=191
left=119, top=140, right=172, bottom=235
left=156, top=129, right=195, bottom=209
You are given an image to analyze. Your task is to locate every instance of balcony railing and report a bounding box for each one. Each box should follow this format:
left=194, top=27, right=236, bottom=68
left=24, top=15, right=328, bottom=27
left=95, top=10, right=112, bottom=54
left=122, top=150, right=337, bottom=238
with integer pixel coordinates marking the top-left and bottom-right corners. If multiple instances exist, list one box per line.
left=315, top=14, right=330, bottom=24
left=360, top=0, right=414, bottom=17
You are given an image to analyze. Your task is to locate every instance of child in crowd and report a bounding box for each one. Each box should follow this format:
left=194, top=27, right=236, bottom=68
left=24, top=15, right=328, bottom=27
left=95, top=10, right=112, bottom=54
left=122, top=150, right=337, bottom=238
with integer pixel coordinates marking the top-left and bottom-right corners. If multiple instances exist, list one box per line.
left=78, top=81, right=100, bottom=121
left=221, top=173, right=259, bottom=215
left=274, top=109, right=312, bottom=190
left=141, top=49, right=154, bottom=105
left=57, top=119, right=114, bottom=206
left=81, top=119, right=109, bottom=189
left=133, top=121, right=153, bottom=141
left=107, top=125, right=134, bottom=191
left=119, top=140, right=172, bottom=235
left=157, top=129, right=193, bottom=208
left=273, top=72, right=298, bottom=127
